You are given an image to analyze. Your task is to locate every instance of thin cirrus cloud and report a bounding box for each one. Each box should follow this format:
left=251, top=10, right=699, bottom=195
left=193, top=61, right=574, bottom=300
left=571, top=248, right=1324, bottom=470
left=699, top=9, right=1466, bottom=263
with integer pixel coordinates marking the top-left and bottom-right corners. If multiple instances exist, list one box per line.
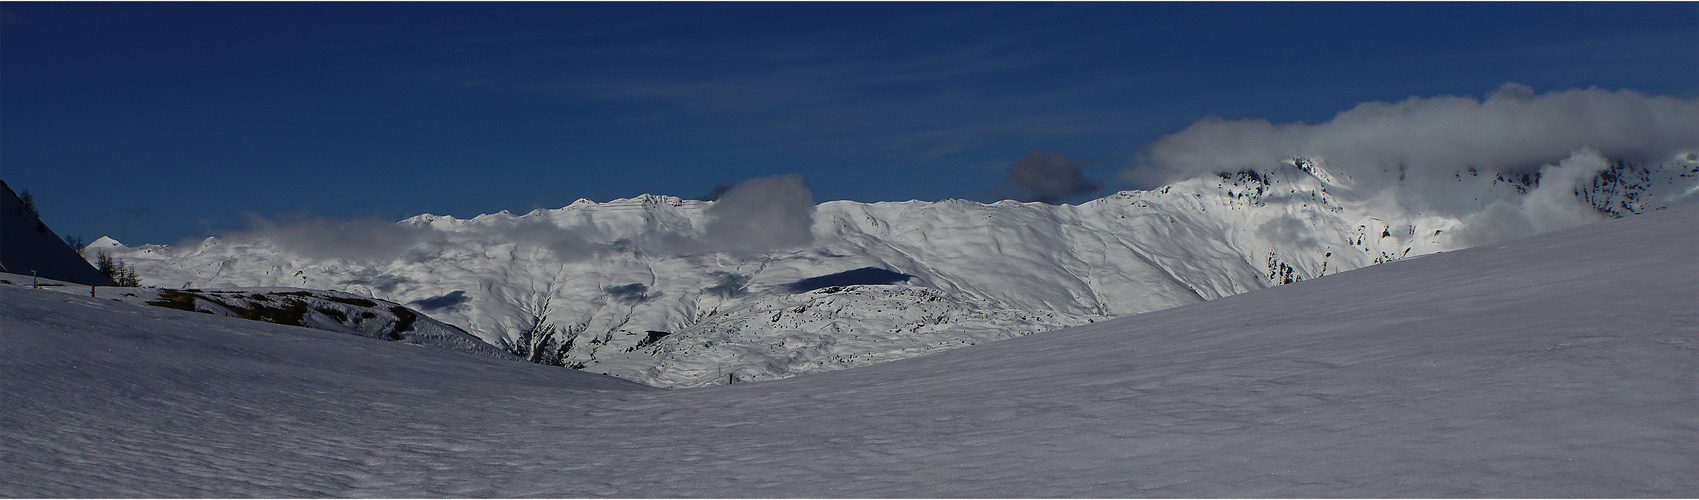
left=422, top=33, right=1141, bottom=159
left=217, top=174, right=819, bottom=262
left=223, top=212, right=602, bottom=263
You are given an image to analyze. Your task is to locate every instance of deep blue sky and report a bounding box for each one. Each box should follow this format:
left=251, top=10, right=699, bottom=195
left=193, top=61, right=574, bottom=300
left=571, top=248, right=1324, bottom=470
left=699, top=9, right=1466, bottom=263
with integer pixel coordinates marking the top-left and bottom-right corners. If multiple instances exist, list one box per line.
left=4, top=2, right=1695, bottom=245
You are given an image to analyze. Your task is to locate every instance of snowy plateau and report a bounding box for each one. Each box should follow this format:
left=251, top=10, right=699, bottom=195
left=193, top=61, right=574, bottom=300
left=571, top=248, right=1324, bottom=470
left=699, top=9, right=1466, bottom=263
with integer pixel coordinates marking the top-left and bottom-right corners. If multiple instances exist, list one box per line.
left=3, top=197, right=1695, bottom=497
left=87, top=155, right=1699, bottom=388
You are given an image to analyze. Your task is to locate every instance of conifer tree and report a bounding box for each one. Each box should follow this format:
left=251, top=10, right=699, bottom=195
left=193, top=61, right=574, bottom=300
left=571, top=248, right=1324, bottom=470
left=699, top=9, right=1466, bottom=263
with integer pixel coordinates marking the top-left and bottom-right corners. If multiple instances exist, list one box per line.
left=96, top=251, right=143, bottom=287
left=19, top=189, right=36, bottom=216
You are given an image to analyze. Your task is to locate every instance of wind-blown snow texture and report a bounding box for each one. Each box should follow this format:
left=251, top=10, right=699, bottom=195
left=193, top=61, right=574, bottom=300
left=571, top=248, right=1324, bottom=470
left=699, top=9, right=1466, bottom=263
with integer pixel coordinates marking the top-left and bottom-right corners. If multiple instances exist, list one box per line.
left=92, top=155, right=1699, bottom=387
left=4, top=205, right=1694, bottom=497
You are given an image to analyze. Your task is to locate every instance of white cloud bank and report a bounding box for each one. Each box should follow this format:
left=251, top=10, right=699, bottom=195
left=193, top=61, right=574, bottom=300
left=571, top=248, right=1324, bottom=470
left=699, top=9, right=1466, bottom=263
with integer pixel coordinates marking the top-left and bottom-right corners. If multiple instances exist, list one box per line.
left=1449, top=148, right=1619, bottom=246
left=1125, top=84, right=1698, bottom=245
left=1129, top=83, right=1697, bottom=189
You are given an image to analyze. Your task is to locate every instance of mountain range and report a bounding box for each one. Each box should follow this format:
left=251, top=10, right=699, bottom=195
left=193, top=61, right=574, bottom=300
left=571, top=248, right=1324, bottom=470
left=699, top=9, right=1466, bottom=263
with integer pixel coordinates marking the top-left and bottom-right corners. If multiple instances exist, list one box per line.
left=90, top=152, right=1698, bottom=387
left=7, top=195, right=1694, bottom=497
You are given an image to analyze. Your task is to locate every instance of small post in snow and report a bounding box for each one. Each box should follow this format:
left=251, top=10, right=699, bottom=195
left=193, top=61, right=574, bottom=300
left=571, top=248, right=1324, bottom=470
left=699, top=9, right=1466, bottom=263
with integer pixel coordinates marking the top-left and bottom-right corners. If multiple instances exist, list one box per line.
left=91, top=285, right=98, bottom=298
left=31, top=270, right=38, bottom=289
left=728, top=373, right=735, bottom=385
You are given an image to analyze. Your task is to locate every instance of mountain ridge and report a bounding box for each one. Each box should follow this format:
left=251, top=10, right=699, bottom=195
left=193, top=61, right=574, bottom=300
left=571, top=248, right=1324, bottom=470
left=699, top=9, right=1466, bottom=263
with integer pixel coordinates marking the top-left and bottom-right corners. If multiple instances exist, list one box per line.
left=93, top=154, right=1698, bottom=387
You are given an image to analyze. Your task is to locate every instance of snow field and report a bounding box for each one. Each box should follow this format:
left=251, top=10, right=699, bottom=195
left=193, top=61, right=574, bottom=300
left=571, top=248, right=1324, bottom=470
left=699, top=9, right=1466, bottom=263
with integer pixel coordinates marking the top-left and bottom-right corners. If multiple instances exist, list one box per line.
left=4, top=204, right=1693, bottom=496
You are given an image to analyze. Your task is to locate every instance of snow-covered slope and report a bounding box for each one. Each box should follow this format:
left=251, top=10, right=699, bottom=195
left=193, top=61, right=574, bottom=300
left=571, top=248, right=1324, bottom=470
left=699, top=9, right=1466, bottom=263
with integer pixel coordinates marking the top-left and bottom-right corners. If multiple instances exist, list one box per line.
left=93, top=155, right=1699, bottom=386
left=4, top=203, right=1693, bottom=497
left=0, top=180, right=116, bottom=286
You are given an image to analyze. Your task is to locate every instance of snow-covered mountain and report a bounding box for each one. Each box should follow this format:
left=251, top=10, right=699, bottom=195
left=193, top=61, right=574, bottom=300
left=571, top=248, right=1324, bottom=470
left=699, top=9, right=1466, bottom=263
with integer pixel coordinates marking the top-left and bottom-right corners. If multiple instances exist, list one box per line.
left=5, top=202, right=1693, bottom=497
left=92, top=152, right=1699, bottom=387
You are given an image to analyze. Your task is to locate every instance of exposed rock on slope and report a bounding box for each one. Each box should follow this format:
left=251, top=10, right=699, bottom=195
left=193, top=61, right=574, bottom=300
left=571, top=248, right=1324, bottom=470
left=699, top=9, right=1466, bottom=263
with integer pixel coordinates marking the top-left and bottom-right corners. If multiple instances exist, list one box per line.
left=0, top=271, right=515, bottom=362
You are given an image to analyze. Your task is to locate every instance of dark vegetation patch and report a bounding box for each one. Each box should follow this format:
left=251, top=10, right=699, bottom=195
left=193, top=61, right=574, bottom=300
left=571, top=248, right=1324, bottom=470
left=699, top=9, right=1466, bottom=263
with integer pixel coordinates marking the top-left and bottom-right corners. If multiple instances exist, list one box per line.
left=409, top=290, right=468, bottom=311
left=227, top=297, right=310, bottom=326
left=141, top=288, right=425, bottom=342
left=146, top=289, right=202, bottom=313
left=787, top=267, right=913, bottom=293
left=148, top=289, right=310, bottom=326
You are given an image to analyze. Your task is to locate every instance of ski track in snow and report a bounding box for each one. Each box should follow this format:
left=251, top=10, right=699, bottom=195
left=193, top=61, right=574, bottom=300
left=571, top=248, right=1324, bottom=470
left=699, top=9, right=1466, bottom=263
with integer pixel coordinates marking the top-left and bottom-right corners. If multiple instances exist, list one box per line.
left=3, top=206, right=1695, bottom=496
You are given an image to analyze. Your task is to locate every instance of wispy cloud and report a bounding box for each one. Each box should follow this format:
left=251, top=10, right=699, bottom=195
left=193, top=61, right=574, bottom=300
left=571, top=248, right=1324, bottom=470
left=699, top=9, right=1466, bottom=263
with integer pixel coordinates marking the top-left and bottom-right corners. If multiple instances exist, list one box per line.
left=395, top=21, right=1154, bottom=166
left=119, top=207, right=154, bottom=219
left=220, top=174, right=817, bottom=261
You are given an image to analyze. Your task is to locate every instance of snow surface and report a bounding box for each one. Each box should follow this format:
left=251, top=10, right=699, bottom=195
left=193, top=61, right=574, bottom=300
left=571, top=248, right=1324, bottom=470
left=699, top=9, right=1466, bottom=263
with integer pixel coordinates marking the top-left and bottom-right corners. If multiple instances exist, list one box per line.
left=5, top=204, right=1694, bottom=497
left=91, top=156, right=1699, bottom=387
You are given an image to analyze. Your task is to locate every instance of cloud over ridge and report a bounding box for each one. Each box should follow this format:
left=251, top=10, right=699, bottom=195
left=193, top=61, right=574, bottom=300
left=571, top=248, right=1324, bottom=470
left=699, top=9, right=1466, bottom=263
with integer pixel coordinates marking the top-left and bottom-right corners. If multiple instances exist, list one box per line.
left=1125, top=84, right=1699, bottom=246
left=702, top=174, right=816, bottom=254
left=1130, top=83, right=1699, bottom=188
left=220, top=174, right=818, bottom=262
left=1001, top=150, right=1104, bottom=203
